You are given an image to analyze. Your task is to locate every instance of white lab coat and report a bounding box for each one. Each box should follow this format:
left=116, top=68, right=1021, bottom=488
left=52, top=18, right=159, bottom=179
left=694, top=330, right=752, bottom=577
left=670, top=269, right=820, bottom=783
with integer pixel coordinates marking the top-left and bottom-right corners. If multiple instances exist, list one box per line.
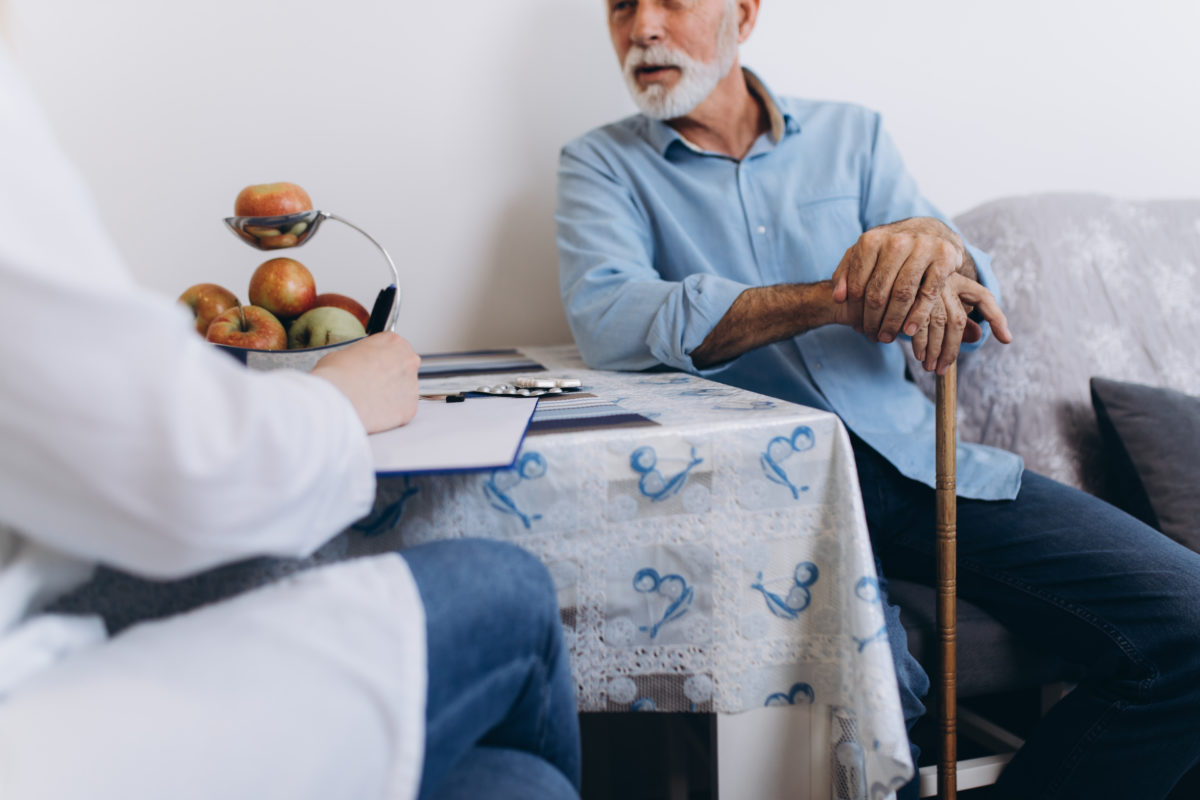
left=0, top=41, right=426, bottom=799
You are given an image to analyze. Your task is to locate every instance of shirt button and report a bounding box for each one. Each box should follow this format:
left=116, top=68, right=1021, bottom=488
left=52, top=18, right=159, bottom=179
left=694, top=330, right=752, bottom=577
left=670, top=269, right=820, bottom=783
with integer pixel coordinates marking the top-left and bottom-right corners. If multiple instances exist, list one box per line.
left=756, top=225, right=767, bottom=234
left=813, top=362, right=822, bottom=370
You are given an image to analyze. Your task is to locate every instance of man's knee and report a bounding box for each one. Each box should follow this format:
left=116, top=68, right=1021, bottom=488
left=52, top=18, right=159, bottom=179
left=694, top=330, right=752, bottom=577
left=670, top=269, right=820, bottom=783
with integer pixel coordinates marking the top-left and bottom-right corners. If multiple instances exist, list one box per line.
left=1145, top=586, right=1200, bottom=701
left=473, top=539, right=558, bottom=619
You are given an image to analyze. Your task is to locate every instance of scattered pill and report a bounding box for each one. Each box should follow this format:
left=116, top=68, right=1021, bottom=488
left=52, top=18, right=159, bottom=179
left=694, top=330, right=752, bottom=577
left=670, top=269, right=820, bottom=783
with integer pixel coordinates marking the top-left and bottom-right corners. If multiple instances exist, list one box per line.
left=514, top=378, right=557, bottom=389
left=467, top=379, right=583, bottom=397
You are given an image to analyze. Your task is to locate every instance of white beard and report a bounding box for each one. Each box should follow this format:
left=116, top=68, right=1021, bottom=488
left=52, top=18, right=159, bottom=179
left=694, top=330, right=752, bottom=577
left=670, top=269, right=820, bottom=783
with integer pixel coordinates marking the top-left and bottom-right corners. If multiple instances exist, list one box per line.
left=621, top=3, right=741, bottom=121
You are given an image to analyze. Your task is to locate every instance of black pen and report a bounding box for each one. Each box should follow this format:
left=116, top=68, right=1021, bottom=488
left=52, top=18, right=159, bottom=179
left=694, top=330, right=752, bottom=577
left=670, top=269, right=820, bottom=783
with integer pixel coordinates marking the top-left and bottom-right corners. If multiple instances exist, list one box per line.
left=365, top=285, right=397, bottom=335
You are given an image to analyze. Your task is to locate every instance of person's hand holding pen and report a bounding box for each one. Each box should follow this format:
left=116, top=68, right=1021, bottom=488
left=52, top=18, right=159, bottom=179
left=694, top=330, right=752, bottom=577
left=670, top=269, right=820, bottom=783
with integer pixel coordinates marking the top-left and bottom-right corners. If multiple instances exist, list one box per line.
left=311, top=333, right=420, bottom=433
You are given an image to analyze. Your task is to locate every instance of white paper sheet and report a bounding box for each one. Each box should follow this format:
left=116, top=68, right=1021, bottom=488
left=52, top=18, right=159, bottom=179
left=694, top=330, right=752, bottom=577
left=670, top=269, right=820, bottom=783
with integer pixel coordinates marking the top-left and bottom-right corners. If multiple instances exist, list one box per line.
left=369, top=396, right=538, bottom=475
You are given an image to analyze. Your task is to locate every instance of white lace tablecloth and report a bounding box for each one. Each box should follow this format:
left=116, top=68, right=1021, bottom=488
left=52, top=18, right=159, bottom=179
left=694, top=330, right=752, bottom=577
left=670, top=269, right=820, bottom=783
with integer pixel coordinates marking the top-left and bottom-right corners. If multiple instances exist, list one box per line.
left=349, top=344, right=913, bottom=797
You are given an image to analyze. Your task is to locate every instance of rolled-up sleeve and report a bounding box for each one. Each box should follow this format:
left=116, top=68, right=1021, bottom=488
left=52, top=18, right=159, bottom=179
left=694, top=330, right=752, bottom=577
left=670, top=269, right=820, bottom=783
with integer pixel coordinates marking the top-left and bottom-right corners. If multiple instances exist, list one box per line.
left=859, top=114, right=1001, bottom=351
left=556, top=145, right=747, bottom=374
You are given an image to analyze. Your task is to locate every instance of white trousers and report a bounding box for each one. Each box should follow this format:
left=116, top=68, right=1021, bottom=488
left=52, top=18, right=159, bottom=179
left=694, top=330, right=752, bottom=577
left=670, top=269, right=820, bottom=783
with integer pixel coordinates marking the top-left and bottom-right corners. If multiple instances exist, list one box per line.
left=0, top=554, right=428, bottom=800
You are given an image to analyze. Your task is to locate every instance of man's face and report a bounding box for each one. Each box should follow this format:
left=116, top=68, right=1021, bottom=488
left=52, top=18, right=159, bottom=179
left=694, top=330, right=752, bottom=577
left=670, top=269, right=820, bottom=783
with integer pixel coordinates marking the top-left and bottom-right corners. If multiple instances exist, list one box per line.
left=607, top=0, right=741, bottom=120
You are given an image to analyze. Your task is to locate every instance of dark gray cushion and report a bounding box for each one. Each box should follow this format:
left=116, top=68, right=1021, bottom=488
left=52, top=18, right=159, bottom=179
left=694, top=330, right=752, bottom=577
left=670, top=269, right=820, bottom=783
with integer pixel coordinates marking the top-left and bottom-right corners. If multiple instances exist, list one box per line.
left=1090, top=377, right=1200, bottom=554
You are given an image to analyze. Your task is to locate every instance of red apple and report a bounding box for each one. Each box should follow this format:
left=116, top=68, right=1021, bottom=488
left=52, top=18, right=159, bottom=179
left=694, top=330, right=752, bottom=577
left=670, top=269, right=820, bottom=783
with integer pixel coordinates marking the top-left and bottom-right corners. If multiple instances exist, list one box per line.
left=205, top=305, right=287, bottom=350
left=312, top=292, right=370, bottom=329
left=179, top=283, right=240, bottom=335
left=234, top=182, right=313, bottom=218
left=248, top=257, right=316, bottom=319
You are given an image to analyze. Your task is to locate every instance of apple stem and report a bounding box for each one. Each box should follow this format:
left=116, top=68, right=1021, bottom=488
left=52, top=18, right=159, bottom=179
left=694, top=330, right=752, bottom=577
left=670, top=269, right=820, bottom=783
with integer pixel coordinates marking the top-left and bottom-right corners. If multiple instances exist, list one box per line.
left=237, top=304, right=247, bottom=331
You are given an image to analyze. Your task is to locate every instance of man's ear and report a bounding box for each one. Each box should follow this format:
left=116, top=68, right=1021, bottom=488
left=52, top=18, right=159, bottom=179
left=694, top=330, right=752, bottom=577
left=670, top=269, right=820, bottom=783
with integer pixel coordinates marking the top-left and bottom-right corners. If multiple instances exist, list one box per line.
left=737, top=0, right=761, bottom=42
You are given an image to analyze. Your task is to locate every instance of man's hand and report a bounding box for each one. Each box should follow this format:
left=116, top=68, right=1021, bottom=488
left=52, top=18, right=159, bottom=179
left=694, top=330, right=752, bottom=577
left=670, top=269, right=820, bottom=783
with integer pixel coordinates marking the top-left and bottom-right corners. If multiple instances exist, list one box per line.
left=911, top=273, right=1013, bottom=375
left=831, top=218, right=974, bottom=343
left=310, top=333, right=421, bottom=433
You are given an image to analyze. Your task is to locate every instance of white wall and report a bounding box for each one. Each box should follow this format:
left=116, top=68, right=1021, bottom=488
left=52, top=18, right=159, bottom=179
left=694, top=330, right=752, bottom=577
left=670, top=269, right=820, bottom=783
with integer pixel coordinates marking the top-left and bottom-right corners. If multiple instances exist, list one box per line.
left=744, top=1, right=1200, bottom=216
left=8, top=0, right=1199, bottom=353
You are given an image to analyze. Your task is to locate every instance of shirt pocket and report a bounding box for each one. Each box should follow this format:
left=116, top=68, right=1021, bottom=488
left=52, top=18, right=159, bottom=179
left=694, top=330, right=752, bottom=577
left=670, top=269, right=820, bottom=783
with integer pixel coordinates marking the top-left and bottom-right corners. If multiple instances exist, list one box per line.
left=786, top=195, right=862, bottom=282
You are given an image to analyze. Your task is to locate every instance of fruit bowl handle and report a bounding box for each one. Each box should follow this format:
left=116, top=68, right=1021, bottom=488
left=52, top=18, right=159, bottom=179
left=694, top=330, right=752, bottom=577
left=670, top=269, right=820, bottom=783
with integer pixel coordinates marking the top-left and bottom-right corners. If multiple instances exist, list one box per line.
left=322, top=211, right=402, bottom=332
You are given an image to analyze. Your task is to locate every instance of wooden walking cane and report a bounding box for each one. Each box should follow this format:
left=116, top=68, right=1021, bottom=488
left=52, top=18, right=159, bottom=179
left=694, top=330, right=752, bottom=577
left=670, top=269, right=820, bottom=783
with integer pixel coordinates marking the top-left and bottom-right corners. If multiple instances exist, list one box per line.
left=936, top=365, right=958, bottom=799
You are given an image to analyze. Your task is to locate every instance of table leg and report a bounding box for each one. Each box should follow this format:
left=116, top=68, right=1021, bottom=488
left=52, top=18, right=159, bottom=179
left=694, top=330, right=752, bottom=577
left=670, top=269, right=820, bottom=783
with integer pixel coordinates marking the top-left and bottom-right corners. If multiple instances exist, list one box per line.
left=715, top=703, right=829, bottom=799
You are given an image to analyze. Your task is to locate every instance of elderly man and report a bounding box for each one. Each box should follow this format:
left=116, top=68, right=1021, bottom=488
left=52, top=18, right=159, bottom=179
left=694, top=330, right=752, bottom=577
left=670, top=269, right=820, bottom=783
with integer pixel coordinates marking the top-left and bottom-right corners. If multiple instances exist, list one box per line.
left=555, top=1, right=1200, bottom=798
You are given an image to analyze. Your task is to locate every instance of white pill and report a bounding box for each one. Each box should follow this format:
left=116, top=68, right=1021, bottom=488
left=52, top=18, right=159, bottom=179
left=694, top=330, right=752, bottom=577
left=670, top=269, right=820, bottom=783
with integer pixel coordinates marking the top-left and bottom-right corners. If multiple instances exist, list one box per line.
left=514, top=377, right=557, bottom=389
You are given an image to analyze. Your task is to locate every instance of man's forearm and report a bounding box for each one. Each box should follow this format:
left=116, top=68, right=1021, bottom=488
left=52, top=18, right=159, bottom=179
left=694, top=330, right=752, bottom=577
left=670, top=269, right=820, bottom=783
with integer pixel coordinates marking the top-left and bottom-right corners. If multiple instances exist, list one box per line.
left=691, top=281, right=843, bottom=369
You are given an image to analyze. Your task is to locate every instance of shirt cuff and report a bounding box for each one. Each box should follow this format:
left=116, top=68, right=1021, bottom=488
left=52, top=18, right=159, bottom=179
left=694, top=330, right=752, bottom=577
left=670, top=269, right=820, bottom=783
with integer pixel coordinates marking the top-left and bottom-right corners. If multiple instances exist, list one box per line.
left=647, top=273, right=749, bottom=377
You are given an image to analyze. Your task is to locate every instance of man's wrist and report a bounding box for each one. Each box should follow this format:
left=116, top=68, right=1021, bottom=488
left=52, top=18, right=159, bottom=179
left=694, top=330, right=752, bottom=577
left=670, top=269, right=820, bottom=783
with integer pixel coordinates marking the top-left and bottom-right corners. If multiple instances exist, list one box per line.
left=811, top=280, right=856, bottom=328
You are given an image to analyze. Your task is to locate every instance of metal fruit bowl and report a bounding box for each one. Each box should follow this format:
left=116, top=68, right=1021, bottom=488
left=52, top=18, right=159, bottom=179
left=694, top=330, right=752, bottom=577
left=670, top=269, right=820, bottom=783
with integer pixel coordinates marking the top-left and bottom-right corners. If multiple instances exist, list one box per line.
left=216, top=209, right=401, bottom=371
left=225, top=209, right=323, bottom=250
left=212, top=337, right=360, bottom=372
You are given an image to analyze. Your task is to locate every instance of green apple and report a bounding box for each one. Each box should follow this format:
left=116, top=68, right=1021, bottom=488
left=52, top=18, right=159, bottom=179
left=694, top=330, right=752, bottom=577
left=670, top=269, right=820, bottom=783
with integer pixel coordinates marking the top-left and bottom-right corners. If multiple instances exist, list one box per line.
left=288, top=306, right=366, bottom=349
left=312, top=292, right=370, bottom=329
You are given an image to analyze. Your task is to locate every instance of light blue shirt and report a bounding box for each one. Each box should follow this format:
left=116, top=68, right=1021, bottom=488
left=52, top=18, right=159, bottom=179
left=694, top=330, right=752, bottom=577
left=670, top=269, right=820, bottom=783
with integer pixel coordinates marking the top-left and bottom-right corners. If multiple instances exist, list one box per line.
left=555, top=71, right=1022, bottom=501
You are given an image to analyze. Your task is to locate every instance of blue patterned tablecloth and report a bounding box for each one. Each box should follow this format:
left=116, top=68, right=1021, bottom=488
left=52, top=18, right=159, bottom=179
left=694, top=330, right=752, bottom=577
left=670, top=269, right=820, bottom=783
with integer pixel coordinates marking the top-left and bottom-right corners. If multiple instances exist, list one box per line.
left=350, top=344, right=912, bottom=796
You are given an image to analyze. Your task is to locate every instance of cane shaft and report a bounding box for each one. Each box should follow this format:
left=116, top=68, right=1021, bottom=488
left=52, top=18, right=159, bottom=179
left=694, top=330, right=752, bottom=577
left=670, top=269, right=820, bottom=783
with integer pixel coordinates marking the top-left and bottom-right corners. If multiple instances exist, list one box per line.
left=936, top=365, right=958, bottom=800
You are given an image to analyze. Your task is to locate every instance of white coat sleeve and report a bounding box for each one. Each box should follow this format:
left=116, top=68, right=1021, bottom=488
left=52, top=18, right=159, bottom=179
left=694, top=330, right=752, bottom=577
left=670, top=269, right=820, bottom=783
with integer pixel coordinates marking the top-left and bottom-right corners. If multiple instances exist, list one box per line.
left=0, top=42, right=376, bottom=579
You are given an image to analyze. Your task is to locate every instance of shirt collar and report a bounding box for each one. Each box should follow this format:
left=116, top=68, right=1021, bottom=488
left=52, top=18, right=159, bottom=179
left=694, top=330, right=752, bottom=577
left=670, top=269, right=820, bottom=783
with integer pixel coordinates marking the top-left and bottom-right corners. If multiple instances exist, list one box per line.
left=642, top=68, right=801, bottom=157
left=744, top=69, right=800, bottom=142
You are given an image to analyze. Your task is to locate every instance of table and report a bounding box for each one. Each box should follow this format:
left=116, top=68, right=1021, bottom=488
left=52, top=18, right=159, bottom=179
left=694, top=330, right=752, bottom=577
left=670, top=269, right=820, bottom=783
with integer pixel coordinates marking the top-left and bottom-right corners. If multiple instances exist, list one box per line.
left=349, top=344, right=913, bottom=798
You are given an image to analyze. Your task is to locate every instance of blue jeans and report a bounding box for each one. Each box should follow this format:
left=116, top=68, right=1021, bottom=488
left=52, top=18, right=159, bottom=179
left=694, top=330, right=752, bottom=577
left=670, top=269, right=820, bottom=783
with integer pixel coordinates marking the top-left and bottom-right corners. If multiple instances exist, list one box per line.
left=401, top=539, right=581, bottom=800
left=853, top=437, right=1200, bottom=800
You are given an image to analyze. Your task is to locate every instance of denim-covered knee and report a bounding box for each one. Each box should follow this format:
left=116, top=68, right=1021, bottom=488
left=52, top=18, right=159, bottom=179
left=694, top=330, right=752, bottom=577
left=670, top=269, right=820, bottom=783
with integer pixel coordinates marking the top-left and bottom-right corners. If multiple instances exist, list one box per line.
left=460, top=541, right=565, bottom=677
left=1143, top=581, right=1200, bottom=705
left=1090, top=530, right=1200, bottom=706
left=478, top=539, right=553, bottom=595
left=402, top=538, right=555, bottom=614
left=456, top=539, right=558, bottom=631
